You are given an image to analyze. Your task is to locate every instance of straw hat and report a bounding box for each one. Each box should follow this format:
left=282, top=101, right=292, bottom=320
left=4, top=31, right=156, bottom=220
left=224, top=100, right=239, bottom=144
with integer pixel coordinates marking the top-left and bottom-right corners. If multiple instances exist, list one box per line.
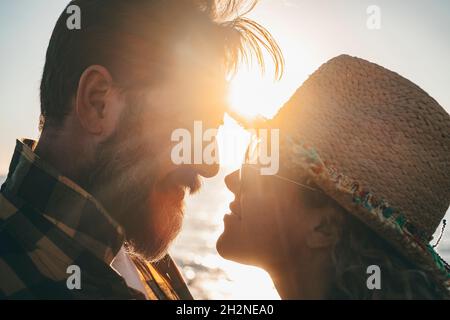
left=270, top=54, right=450, bottom=291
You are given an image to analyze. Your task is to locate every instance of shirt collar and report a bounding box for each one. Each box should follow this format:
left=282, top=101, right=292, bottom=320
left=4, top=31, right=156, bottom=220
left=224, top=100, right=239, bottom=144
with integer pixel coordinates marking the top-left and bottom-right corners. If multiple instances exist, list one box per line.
left=2, top=139, right=125, bottom=264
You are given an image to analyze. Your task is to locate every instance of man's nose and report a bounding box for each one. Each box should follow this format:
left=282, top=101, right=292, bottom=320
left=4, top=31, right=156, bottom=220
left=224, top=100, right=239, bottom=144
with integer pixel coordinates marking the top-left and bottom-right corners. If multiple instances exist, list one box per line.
left=189, top=133, right=220, bottom=178
left=192, top=162, right=220, bottom=178
left=225, top=170, right=240, bottom=194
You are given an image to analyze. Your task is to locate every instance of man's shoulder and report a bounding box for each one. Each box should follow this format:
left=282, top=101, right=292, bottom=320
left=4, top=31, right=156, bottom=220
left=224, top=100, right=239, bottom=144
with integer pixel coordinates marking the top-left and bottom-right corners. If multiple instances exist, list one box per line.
left=0, top=191, right=19, bottom=223
left=0, top=193, right=142, bottom=300
left=0, top=192, right=67, bottom=298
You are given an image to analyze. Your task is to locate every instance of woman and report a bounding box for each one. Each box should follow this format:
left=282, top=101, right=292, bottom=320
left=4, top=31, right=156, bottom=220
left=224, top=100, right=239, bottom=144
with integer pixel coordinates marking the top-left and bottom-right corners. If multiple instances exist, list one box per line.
left=216, top=55, right=450, bottom=299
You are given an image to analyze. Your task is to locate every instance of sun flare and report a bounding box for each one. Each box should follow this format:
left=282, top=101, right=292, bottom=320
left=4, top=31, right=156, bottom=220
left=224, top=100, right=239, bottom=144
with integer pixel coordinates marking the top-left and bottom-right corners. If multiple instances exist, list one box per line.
left=228, top=68, right=284, bottom=120
left=221, top=64, right=301, bottom=168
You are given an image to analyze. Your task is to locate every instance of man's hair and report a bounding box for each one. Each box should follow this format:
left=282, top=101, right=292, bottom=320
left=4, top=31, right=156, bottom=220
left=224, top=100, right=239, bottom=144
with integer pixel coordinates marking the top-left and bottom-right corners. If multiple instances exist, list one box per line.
left=40, top=0, right=283, bottom=128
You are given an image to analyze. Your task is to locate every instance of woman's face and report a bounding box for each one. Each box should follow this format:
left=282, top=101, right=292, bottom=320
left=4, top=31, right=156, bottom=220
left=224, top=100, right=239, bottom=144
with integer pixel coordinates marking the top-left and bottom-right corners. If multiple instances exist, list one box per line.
left=216, top=166, right=316, bottom=268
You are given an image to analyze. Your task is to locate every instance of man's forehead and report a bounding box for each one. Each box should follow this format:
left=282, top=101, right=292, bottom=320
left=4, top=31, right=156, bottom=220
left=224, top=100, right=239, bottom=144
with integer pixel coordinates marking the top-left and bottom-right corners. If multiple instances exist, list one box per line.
left=171, top=39, right=227, bottom=81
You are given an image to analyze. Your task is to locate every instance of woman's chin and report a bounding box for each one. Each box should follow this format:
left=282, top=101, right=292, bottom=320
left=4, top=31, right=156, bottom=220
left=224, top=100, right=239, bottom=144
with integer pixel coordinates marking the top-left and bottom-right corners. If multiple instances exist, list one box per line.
left=216, top=236, right=261, bottom=268
left=216, top=229, right=234, bottom=259
left=216, top=220, right=253, bottom=265
left=216, top=222, right=242, bottom=261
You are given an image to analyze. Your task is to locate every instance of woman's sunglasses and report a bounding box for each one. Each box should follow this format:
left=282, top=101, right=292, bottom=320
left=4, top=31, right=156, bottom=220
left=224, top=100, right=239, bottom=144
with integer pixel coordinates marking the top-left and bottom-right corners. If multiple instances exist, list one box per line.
left=239, top=137, right=323, bottom=194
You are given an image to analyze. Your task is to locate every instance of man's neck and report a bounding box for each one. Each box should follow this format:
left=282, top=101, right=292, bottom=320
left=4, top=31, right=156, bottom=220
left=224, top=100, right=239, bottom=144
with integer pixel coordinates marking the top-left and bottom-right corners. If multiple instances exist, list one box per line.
left=34, top=127, right=91, bottom=187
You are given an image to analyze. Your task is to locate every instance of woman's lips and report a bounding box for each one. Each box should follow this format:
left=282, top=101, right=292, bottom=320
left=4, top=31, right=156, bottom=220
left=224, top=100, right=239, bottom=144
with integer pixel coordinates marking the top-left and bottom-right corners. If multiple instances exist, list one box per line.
left=227, top=201, right=242, bottom=220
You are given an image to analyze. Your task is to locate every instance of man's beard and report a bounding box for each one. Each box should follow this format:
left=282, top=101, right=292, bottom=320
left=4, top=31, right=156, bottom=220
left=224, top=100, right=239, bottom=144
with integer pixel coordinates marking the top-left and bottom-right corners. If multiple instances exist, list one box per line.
left=85, top=104, right=201, bottom=261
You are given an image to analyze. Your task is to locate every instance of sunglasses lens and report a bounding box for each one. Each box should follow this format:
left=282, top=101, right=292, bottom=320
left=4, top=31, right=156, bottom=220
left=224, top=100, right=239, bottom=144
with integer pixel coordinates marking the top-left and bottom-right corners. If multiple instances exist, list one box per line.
left=245, top=136, right=260, bottom=164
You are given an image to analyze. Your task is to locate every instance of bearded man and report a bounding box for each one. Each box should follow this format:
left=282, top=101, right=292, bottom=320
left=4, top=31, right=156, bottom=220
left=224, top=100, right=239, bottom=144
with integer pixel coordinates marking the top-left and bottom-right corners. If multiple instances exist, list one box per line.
left=0, top=0, right=282, bottom=299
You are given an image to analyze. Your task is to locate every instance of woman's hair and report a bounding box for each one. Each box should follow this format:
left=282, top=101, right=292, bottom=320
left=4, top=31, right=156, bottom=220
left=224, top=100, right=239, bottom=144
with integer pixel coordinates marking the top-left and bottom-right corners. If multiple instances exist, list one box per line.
left=299, top=181, right=449, bottom=300
left=328, top=212, right=449, bottom=299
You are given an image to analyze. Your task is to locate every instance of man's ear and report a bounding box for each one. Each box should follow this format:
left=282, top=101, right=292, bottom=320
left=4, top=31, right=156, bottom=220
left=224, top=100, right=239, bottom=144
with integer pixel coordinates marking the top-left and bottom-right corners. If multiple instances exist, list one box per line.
left=305, top=209, right=339, bottom=249
left=75, top=65, right=121, bottom=136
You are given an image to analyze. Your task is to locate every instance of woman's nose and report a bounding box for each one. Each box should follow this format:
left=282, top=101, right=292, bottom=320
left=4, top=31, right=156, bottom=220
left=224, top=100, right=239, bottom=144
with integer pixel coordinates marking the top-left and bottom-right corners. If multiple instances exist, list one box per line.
left=225, top=170, right=240, bottom=194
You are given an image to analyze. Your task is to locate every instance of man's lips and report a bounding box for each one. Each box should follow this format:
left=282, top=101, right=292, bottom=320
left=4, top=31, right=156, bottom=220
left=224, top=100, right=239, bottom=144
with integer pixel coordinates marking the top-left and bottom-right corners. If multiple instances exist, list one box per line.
left=159, top=167, right=201, bottom=195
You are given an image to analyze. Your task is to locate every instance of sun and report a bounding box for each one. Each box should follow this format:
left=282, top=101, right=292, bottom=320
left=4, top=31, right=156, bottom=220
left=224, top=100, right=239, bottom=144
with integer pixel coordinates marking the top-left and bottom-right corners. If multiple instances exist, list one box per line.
left=223, top=55, right=307, bottom=168
left=227, top=62, right=300, bottom=121
left=228, top=68, right=282, bottom=120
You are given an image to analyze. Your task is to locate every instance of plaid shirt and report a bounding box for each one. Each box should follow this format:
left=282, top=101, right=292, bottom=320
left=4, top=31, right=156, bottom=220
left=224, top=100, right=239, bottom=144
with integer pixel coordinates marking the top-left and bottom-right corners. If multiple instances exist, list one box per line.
left=0, top=139, right=193, bottom=300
